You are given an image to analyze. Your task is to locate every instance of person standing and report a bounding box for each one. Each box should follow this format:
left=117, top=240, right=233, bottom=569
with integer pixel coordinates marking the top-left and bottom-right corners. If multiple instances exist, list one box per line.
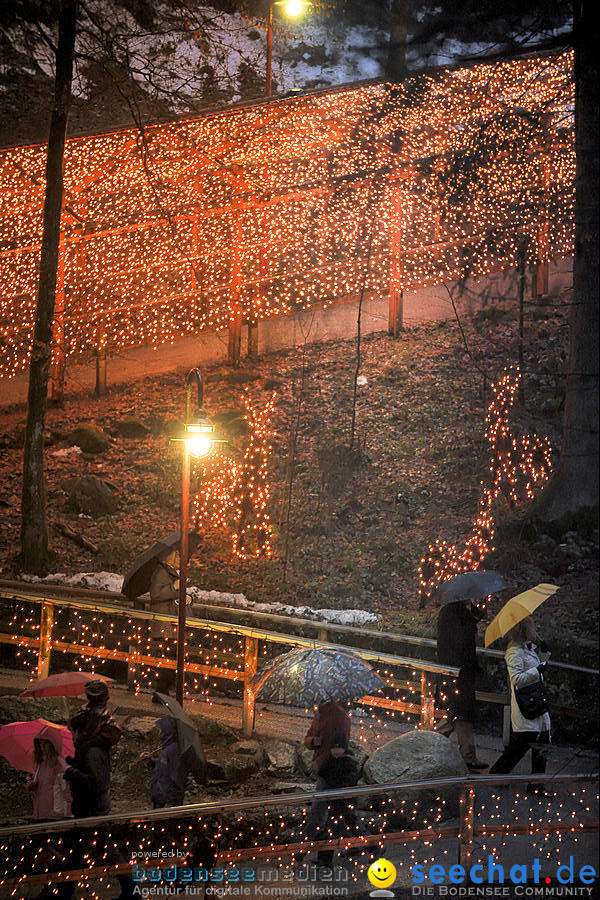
left=436, top=598, right=488, bottom=770
left=489, top=617, right=551, bottom=794
left=301, top=701, right=351, bottom=862
left=64, top=682, right=121, bottom=817
left=145, top=717, right=188, bottom=808
left=27, top=725, right=72, bottom=821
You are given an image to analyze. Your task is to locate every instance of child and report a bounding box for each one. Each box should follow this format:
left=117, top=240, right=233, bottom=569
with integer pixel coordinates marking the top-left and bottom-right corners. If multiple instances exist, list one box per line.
left=145, top=717, right=188, bottom=808
left=27, top=725, right=72, bottom=821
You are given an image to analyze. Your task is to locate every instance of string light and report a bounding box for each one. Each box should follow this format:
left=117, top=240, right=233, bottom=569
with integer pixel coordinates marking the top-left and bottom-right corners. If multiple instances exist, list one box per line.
left=418, top=366, right=552, bottom=601
left=0, top=53, right=573, bottom=381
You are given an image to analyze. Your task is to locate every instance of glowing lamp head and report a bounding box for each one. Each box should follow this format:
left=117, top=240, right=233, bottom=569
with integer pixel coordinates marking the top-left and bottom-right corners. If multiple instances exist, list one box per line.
left=183, top=419, right=215, bottom=459
left=277, top=0, right=310, bottom=17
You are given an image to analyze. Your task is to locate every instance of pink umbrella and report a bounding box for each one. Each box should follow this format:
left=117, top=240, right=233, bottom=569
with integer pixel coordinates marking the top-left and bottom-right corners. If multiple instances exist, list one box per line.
left=20, top=671, right=114, bottom=698
left=0, top=719, right=74, bottom=773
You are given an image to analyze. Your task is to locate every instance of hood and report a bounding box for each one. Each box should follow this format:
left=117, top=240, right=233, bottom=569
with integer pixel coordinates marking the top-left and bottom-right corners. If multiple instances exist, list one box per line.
left=37, top=724, right=64, bottom=756
left=156, top=716, right=178, bottom=746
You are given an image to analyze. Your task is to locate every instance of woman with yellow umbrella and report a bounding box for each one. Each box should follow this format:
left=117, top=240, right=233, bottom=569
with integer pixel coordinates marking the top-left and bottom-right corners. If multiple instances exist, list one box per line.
left=486, top=585, right=558, bottom=794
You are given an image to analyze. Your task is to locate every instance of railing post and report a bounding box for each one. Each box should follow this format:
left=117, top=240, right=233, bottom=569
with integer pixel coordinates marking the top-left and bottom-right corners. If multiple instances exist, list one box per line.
left=247, top=321, right=259, bottom=359
left=458, top=783, right=475, bottom=868
left=242, top=636, right=258, bottom=737
left=420, top=671, right=435, bottom=729
left=95, top=340, right=107, bottom=395
left=38, top=602, right=54, bottom=679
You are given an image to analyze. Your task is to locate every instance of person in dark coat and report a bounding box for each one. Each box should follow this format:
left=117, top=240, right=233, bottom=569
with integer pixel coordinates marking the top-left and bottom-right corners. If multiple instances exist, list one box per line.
left=147, top=717, right=188, bottom=807
left=313, top=732, right=369, bottom=870
left=56, top=682, right=134, bottom=899
left=436, top=598, right=487, bottom=770
left=303, top=701, right=351, bottom=777
left=64, top=682, right=121, bottom=817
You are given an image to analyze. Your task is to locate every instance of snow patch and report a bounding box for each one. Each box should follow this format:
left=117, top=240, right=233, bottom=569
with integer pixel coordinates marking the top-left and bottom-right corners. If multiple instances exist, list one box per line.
left=19, top=572, right=381, bottom=628
left=22, top=571, right=125, bottom=593
left=187, top=586, right=381, bottom=628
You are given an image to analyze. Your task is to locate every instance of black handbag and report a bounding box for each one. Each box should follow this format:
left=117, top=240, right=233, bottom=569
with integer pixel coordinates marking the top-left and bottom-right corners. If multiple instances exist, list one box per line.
left=514, top=675, right=550, bottom=719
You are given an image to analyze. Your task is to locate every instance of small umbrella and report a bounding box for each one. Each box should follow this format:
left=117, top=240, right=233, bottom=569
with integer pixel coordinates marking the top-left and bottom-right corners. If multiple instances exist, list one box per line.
left=122, top=531, right=202, bottom=601
left=438, top=570, right=509, bottom=605
left=152, top=693, right=206, bottom=782
left=484, top=583, right=559, bottom=647
left=20, top=672, right=114, bottom=698
left=251, top=648, right=384, bottom=708
left=0, top=719, right=74, bottom=774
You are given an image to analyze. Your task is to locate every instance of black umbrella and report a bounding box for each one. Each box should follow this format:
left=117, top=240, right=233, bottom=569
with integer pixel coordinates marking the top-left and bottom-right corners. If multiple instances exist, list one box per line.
left=122, top=531, right=202, bottom=601
left=438, top=570, right=509, bottom=605
left=251, top=648, right=384, bottom=708
left=153, top=692, right=207, bottom=783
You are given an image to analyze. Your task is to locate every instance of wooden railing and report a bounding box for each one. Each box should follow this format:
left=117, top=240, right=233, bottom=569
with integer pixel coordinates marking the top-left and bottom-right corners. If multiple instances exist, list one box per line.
left=0, top=581, right=459, bottom=736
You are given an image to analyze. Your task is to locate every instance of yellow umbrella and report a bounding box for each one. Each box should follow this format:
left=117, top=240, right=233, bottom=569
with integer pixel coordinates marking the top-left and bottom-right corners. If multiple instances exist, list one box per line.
left=484, top=583, right=559, bottom=647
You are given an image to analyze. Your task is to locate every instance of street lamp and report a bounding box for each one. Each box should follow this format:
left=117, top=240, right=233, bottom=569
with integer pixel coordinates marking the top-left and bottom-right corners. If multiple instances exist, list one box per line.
left=172, top=368, right=224, bottom=706
left=266, top=0, right=311, bottom=97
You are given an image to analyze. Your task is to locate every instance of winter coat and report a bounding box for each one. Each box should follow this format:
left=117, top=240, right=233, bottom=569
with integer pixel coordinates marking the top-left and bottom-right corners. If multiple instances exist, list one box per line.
left=505, top=640, right=551, bottom=734
left=303, top=702, right=351, bottom=776
left=28, top=725, right=72, bottom=820
left=150, top=717, right=187, bottom=807
left=437, top=601, right=483, bottom=722
left=64, top=712, right=120, bottom=817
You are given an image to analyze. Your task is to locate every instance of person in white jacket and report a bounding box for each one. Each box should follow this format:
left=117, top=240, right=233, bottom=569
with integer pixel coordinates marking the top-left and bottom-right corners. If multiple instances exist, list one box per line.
left=489, top=617, right=551, bottom=793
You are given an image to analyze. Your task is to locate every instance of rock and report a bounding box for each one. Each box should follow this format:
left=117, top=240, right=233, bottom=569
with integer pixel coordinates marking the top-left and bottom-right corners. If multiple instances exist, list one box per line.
left=362, top=730, right=468, bottom=824
left=123, top=716, right=159, bottom=738
left=67, top=423, right=111, bottom=454
left=296, top=745, right=314, bottom=777
left=261, top=738, right=297, bottom=773
left=270, top=780, right=315, bottom=793
left=66, top=475, right=119, bottom=516
left=188, top=713, right=237, bottom=746
left=223, top=740, right=266, bottom=781
left=114, top=418, right=151, bottom=439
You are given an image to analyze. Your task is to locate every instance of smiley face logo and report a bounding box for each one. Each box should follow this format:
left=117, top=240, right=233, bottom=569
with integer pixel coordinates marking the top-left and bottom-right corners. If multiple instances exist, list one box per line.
left=367, top=858, right=397, bottom=889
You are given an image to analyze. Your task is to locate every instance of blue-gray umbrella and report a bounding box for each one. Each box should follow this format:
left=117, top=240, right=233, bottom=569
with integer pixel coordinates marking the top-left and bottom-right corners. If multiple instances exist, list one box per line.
left=251, top=648, right=384, bottom=708
left=439, top=570, right=509, bottom=605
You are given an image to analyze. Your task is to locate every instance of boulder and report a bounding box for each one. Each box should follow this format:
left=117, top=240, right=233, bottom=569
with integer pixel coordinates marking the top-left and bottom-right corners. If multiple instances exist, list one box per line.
left=296, top=745, right=314, bottom=777
left=114, top=417, right=151, bottom=439
left=66, top=475, right=119, bottom=516
left=362, top=730, right=468, bottom=824
left=123, top=716, right=159, bottom=738
left=188, top=713, right=237, bottom=747
left=223, top=739, right=266, bottom=782
left=68, top=423, right=111, bottom=454
left=261, top=738, right=297, bottom=773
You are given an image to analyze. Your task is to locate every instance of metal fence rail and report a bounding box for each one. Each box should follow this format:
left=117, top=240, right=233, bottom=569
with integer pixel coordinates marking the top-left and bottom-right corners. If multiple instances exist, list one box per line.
left=0, top=773, right=596, bottom=894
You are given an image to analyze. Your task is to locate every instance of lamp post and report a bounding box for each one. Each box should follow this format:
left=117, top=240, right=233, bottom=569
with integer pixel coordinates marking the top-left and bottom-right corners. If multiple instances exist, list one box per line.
left=266, top=0, right=311, bottom=97
left=174, top=368, right=221, bottom=706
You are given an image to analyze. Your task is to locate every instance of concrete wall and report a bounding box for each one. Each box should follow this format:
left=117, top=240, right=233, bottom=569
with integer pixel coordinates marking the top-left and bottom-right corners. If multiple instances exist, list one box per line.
left=0, top=256, right=572, bottom=409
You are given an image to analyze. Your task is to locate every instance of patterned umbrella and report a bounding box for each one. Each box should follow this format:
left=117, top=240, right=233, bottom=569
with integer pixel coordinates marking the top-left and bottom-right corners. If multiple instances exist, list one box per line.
left=251, top=648, right=384, bottom=708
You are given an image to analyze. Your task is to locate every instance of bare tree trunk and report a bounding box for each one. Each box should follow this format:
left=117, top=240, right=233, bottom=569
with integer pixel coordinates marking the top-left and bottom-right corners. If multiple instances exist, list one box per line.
left=534, top=0, right=599, bottom=527
left=21, top=0, right=78, bottom=573
left=387, top=0, right=410, bottom=82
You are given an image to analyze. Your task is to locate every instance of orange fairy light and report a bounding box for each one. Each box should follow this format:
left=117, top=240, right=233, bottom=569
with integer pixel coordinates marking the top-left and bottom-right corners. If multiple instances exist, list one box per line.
left=0, top=53, right=573, bottom=382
